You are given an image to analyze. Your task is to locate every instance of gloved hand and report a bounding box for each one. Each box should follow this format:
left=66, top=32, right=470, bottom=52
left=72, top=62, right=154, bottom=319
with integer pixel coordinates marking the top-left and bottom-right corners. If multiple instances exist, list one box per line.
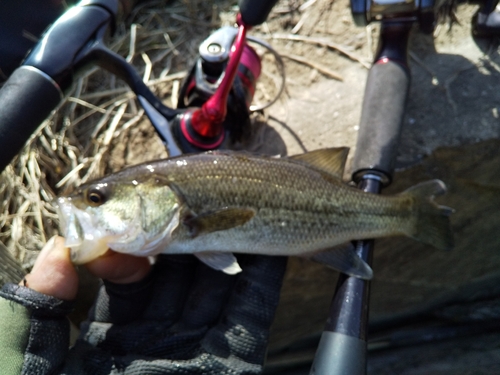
left=0, top=236, right=287, bottom=375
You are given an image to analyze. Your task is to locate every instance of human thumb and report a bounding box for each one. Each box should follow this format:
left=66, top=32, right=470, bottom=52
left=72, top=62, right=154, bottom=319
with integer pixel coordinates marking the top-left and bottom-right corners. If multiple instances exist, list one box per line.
left=20, top=235, right=78, bottom=301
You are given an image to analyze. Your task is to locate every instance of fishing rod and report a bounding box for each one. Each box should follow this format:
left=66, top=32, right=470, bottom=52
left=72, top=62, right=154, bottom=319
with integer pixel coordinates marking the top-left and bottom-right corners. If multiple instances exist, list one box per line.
left=309, top=0, right=441, bottom=373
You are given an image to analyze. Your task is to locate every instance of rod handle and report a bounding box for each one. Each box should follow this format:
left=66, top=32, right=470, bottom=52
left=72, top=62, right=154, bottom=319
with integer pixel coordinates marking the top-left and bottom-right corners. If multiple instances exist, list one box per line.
left=352, top=60, right=410, bottom=184
left=0, top=67, right=62, bottom=172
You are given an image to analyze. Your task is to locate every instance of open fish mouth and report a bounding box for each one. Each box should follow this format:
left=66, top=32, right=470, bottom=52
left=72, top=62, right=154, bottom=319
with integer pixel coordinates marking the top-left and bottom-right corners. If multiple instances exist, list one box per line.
left=54, top=197, right=110, bottom=264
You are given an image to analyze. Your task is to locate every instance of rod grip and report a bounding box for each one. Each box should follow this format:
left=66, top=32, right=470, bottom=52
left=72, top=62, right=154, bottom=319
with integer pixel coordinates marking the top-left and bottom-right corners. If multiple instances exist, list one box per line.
left=352, top=61, right=410, bottom=183
left=238, top=0, right=279, bottom=26
left=0, top=66, right=62, bottom=172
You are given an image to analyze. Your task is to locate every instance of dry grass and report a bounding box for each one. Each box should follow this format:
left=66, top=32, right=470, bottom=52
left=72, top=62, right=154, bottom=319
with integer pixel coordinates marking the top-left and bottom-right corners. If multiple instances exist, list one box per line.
left=0, top=0, right=227, bottom=269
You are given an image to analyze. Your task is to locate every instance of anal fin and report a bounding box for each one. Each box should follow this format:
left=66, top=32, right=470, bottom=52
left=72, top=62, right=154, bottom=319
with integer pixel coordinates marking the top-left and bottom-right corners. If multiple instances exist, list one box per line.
left=303, top=243, right=373, bottom=280
left=194, top=252, right=242, bottom=275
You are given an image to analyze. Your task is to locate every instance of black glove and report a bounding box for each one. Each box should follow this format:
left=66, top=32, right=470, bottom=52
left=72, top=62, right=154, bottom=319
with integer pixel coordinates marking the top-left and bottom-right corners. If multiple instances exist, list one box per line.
left=62, top=254, right=287, bottom=374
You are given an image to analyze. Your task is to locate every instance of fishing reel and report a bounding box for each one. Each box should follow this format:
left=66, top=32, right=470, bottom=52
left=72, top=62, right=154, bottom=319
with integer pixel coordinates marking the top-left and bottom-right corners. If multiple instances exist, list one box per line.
left=176, top=26, right=262, bottom=149
left=179, top=27, right=261, bottom=112
left=351, top=0, right=446, bottom=32
left=172, top=21, right=285, bottom=153
left=158, top=0, right=285, bottom=155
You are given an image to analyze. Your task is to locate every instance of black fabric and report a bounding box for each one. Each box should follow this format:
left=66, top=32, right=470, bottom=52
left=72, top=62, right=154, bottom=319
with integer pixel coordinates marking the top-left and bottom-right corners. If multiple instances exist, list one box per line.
left=0, top=254, right=286, bottom=374
left=0, top=283, right=74, bottom=317
left=63, top=254, right=287, bottom=374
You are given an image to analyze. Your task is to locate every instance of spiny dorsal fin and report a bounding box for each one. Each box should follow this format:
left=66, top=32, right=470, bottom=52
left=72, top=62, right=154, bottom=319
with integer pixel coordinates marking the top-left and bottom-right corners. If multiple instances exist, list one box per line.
left=183, top=207, right=256, bottom=237
left=290, top=147, right=349, bottom=179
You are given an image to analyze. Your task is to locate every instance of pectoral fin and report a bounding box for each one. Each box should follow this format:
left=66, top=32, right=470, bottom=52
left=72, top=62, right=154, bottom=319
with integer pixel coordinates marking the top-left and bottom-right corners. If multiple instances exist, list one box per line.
left=290, top=147, right=349, bottom=179
left=304, top=243, right=373, bottom=280
left=194, top=252, right=242, bottom=275
left=183, top=207, right=255, bottom=237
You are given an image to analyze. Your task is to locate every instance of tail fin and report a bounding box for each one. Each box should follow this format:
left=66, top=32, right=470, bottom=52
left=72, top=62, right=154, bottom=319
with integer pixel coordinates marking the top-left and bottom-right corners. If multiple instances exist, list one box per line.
left=401, top=179, right=454, bottom=250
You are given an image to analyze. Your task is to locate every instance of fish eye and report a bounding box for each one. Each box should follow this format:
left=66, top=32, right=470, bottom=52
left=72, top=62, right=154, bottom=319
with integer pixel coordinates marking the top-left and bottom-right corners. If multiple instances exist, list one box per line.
left=85, top=186, right=108, bottom=206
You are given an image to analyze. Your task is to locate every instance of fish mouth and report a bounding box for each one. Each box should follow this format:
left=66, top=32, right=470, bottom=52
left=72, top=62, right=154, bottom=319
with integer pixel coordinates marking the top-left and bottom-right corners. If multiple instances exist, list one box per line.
left=54, top=197, right=110, bottom=264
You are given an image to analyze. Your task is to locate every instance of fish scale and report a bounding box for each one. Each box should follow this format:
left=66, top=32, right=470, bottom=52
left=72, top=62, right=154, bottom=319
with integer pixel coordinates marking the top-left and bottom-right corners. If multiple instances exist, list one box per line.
left=55, top=148, right=453, bottom=278
left=161, top=155, right=404, bottom=240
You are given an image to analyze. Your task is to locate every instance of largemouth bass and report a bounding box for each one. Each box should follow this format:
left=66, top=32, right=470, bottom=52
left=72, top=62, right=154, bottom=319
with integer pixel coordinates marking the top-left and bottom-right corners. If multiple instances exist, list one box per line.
left=54, top=148, right=453, bottom=279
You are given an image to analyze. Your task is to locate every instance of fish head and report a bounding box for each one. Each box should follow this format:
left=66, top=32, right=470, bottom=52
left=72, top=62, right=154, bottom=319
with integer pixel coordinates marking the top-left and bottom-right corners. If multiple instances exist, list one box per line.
left=55, top=176, right=181, bottom=264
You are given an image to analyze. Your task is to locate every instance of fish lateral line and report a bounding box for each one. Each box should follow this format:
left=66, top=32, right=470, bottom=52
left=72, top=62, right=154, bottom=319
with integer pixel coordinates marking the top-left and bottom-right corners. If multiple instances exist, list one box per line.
left=182, top=207, right=256, bottom=237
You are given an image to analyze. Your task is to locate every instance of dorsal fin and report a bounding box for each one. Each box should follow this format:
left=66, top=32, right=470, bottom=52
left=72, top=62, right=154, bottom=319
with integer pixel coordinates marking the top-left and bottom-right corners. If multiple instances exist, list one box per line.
left=290, top=147, right=349, bottom=179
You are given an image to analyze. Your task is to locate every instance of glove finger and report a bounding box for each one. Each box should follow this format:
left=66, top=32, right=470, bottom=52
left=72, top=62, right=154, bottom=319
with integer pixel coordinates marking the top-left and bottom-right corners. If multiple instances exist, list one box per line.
left=174, top=261, right=236, bottom=331
left=90, top=270, right=155, bottom=324
left=90, top=254, right=196, bottom=325
left=202, top=255, right=287, bottom=364
left=81, top=255, right=198, bottom=355
left=142, top=254, right=198, bottom=325
left=86, top=252, right=153, bottom=324
left=98, top=261, right=235, bottom=359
